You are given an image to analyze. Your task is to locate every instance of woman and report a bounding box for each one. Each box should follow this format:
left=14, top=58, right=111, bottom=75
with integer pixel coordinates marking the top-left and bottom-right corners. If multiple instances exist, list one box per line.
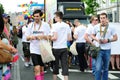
left=11, top=26, right=18, bottom=48
left=0, top=13, right=17, bottom=80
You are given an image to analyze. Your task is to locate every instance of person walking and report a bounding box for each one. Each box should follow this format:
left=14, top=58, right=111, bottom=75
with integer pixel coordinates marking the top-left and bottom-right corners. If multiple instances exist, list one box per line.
left=51, top=11, right=72, bottom=80
left=84, top=16, right=99, bottom=75
left=73, top=19, right=88, bottom=72
left=11, top=26, right=18, bottom=48
left=26, top=9, right=50, bottom=80
left=91, top=13, right=118, bottom=80
left=22, top=19, right=32, bottom=67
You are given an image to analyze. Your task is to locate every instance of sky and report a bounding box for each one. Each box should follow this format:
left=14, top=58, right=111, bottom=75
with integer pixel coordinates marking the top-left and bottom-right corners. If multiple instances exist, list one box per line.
left=0, top=0, right=44, bottom=13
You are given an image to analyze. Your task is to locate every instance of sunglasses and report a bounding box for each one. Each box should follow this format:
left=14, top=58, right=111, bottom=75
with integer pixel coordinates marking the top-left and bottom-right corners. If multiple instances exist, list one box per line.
left=94, top=19, right=98, bottom=21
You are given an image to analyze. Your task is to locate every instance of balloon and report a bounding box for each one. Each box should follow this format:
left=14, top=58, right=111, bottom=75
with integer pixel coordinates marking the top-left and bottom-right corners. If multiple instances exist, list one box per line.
left=30, top=1, right=33, bottom=4
left=24, top=15, right=28, bottom=20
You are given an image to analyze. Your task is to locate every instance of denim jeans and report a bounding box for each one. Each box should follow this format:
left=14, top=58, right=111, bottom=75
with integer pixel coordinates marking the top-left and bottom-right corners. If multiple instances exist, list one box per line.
left=95, top=49, right=111, bottom=80
left=0, top=70, right=2, bottom=80
left=92, top=58, right=96, bottom=76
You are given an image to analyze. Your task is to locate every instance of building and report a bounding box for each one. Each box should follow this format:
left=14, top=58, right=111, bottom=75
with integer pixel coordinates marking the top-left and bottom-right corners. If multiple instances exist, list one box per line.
left=96, top=0, right=120, bottom=22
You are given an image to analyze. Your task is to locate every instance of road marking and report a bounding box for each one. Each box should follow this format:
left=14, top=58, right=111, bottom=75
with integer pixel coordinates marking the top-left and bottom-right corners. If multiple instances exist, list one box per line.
left=57, top=70, right=64, bottom=80
left=56, top=69, right=120, bottom=80
left=108, top=74, right=119, bottom=79
left=13, top=60, right=21, bottom=80
left=19, top=54, right=25, bottom=62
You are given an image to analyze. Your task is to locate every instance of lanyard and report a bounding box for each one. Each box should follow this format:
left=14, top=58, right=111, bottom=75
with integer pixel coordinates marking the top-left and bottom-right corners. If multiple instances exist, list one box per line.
left=100, top=24, right=108, bottom=39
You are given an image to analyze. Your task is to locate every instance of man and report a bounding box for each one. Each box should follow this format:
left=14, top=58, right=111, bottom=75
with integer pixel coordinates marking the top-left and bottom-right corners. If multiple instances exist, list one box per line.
left=51, top=11, right=72, bottom=80
left=26, top=9, right=50, bottom=80
left=91, top=13, right=117, bottom=80
left=73, top=19, right=88, bottom=72
left=84, top=16, right=98, bottom=75
left=22, top=19, right=32, bottom=67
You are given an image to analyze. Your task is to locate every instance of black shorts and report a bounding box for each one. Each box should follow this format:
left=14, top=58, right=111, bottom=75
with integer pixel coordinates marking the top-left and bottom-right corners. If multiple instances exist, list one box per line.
left=31, top=54, right=44, bottom=66
left=52, top=48, right=69, bottom=76
left=22, top=42, right=30, bottom=58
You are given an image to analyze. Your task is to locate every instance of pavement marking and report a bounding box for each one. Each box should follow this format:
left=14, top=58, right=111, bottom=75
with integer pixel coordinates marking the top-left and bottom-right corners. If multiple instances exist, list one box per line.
left=56, top=69, right=120, bottom=80
left=108, top=73, right=119, bottom=79
left=19, top=54, right=25, bottom=62
left=13, top=60, right=21, bottom=80
left=57, top=70, right=64, bottom=80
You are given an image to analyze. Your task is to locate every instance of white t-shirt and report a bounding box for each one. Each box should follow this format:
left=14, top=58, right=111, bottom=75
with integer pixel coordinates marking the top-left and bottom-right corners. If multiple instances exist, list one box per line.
left=22, top=25, right=30, bottom=42
left=74, top=25, right=86, bottom=43
left=52, top=22, right=71, bottom=49
left=86, top=24, right=99, bottom=47
left=93, top=23, right=117, bottom=50
left=26, top=21, right=50, bottom=55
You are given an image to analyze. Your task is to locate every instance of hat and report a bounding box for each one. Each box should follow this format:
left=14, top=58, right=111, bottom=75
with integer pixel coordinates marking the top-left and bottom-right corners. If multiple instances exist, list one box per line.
left=2, top=13, right=9, bottom=18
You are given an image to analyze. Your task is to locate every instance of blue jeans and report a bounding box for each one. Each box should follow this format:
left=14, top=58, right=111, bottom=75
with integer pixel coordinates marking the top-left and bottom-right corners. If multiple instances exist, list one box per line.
left=92, top=58, right=96, bottom=76
left=0, top=70, right=2, bottom=80
left=95, top=49, right=111, bottom=80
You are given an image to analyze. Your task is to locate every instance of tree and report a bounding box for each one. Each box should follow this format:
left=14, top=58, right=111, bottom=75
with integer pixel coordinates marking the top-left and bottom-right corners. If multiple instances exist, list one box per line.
left=81, top=0, right=100, bottom=15
left=0, top=3, right=4, bottom=14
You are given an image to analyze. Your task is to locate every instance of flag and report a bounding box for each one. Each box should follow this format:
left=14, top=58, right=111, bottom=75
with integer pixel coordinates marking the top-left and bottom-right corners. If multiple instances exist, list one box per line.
left=12, top=53, right=19, bottom=63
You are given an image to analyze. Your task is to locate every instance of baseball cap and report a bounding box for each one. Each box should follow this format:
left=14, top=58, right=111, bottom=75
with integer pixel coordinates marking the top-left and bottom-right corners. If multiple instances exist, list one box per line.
left=2, top=13, right=9, bottom=18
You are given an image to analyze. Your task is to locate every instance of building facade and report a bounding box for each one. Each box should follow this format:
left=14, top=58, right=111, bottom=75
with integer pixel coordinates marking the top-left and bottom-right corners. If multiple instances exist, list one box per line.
left=96, top=0, right=120, bottom=22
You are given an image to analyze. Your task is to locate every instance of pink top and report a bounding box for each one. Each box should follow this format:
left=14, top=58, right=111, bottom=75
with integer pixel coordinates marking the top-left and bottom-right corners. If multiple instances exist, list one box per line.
left=3, top=26, right=10, bottom=38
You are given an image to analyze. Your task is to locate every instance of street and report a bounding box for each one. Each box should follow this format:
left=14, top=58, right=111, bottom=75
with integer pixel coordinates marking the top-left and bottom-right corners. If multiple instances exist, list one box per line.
left=11, top=39, right=120, bottom=80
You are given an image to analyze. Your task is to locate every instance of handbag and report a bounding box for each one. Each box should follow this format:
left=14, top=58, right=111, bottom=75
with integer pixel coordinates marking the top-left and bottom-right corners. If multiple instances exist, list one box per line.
left=0, top=49, right=13, bottom=64
left=70, top=41, right=78, bottom=55
left=39, top=40, right=55, bottom=63
left=87, top=45, right=100, bottom=58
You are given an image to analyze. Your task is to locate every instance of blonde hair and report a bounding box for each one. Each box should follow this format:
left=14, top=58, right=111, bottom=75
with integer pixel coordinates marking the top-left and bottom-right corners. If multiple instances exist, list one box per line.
left=90, top=16, right=98, bottom=23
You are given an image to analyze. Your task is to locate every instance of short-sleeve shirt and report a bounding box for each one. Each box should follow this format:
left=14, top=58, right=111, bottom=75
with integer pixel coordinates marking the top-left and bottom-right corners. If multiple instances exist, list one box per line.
left=85, top=24, right=99, bottom=47
left=92, top=23, right=117, bottom=49
left=52, top=22, right=71, bottom=49
left=26, top=21, right=50, bottom=55
left=74, top=25, right=86, bottom=43
left=22, top=25, right=30, bottom=42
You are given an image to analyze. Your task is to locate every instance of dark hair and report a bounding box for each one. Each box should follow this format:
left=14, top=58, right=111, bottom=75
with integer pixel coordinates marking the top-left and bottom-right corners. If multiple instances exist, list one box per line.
left=100, top=12, right=107, bottom=18
left=0, top=13, right=4, bottom=36
left=54, top=11, right=63, bottom=19
left=33, top=9, right=43, bottom=17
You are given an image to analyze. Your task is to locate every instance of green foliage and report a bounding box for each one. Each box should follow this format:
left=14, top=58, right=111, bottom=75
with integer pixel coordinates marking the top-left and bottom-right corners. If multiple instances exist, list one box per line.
left=81, top=0, right=100, bottom=15
left=0, top=3, right=4, bottom=14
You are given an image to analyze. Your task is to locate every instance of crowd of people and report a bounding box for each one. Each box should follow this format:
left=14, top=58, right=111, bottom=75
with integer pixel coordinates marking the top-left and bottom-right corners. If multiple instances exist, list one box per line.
left=0, top=9, right=120, bottom=80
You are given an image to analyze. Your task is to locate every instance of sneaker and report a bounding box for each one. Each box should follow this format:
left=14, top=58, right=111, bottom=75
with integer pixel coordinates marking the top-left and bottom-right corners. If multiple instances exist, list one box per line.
left=28, top=62, right=33, bottom=66
left=24, top=62, right=29, bottom=67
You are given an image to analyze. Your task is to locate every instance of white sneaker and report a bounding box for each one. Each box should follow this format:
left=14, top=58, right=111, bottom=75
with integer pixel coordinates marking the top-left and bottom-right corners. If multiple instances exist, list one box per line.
left=24, top=62, right=29, bottom=67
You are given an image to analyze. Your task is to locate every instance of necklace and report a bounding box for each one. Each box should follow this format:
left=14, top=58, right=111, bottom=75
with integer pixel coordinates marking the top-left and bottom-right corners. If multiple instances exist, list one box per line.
left=34, top=21, right=42, bottom=31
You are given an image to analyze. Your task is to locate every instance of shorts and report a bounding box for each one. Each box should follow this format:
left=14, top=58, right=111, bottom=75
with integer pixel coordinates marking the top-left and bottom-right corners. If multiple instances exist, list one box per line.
left=52, top=48, right=69, bottom=76
left=31, top=54, right=44, bottom=66
left=22, top=42, right=30, bottom=58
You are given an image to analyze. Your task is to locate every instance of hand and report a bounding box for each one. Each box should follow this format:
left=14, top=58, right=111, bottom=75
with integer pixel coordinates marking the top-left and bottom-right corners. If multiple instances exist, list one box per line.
left=9, top=45, right=18, bottom=54
left=36, top=35, right=44, bottom=40
left=30, top=36, right=37, bottom=40
left=99, top=39, right=108, bottom=44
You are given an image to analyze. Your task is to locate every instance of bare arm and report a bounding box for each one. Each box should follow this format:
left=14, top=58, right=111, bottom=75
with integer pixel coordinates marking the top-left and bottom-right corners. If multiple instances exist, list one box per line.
left=0, top=40, right=17, bottom=53
left=84, top=33, right=94, bottom=45
left=73, top=34, right=78, bottom=40
left=51, top=32, right=57, bottom=41
left=67, top=33, right=72, bottom=41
